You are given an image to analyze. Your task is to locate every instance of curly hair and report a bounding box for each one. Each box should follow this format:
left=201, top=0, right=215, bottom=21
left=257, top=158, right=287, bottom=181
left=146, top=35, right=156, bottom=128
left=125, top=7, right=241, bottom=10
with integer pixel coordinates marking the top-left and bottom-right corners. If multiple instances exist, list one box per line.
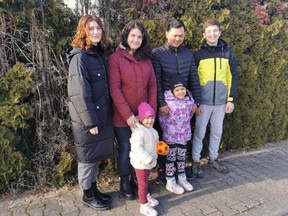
left=71, top=15, right=106, bottom=50
left=118, top=21, right=152, bottom=61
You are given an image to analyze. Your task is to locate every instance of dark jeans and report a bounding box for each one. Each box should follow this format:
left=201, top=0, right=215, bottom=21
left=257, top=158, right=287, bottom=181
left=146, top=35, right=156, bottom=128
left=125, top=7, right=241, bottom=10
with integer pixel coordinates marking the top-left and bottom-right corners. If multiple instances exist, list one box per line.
left=115, top=127, right=134, bottom=177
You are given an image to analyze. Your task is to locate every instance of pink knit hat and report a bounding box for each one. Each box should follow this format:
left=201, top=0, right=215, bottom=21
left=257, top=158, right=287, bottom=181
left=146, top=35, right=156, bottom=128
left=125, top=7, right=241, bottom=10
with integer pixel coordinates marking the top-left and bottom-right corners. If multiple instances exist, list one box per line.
left=138, top=102, right=155, bottom=122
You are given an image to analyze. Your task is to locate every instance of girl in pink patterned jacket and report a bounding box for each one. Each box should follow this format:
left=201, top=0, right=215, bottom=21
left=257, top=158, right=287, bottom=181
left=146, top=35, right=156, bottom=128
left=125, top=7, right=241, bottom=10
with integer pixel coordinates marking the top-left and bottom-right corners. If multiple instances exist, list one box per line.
left=159, top=73, right=195, bottom=195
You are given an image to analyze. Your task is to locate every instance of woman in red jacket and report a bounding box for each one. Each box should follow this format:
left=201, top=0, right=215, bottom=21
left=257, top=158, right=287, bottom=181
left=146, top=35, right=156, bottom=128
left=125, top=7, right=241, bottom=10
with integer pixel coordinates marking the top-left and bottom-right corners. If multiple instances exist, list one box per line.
left=108, top=21, right=157, bottom=200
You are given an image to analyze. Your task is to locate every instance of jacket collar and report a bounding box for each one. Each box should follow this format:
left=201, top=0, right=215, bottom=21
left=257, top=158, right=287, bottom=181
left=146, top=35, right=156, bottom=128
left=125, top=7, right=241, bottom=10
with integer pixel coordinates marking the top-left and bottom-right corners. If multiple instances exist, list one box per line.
left=164, top=42, right=184, bottom=53
left=201, top=38, right=228, bottom=51
left=116, top=46, right=138, bottom=63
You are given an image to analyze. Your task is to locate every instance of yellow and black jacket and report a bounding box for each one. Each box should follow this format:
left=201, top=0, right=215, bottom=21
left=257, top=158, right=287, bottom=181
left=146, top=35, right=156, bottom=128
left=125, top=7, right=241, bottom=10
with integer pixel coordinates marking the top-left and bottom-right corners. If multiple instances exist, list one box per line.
left=194, top=39, right=238, bottom=105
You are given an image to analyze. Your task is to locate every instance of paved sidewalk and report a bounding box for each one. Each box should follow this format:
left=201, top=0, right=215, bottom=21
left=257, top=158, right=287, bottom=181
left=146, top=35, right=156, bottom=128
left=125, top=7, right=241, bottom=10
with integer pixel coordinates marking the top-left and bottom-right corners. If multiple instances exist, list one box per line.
left=1, top=140, right=288, bottom=216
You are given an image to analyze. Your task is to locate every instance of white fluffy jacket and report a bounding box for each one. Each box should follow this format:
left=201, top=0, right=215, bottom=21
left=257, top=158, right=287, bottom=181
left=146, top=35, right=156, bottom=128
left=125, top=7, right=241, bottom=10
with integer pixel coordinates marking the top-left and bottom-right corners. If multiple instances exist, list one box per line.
left=129, top=122, right=159, bottom=170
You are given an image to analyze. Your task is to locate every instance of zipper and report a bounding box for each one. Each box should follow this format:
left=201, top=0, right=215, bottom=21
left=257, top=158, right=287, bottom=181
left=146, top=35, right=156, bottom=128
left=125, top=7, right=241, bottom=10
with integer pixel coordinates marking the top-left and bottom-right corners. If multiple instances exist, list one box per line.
left=175, top=50, right=179, bottom=74
left=213, top=57, right=216, bottom=105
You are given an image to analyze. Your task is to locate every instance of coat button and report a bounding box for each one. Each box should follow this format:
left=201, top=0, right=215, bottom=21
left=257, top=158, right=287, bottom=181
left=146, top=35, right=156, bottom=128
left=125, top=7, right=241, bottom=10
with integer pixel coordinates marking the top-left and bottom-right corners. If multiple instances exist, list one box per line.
left=96, top=106, right=99, bottom=109
left=97, top=73, right=100, bottom=76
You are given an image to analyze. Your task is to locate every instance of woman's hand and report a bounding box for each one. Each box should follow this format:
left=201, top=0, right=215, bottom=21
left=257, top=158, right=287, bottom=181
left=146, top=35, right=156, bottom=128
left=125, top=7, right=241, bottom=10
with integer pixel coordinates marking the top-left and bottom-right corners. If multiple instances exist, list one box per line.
left=89, top=127, right=98, bottom=135
left=127, top=115, right=138, bottom=129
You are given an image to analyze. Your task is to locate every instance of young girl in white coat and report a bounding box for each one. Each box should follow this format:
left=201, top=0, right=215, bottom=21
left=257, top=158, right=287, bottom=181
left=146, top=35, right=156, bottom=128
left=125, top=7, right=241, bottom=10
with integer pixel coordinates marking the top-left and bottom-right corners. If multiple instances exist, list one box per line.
left=129, top=102, right=159, bottom=216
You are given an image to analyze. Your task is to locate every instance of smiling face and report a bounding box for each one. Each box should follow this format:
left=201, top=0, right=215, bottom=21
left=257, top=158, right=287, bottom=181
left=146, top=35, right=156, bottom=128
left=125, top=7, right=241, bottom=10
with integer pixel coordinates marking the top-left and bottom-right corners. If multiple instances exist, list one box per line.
left=88, top=20, right=102, bottom=45
left=173, top=86, right=187, bottom=100
left=166, top=27, right=185, bottom=49
left=127, top=28, right=143, bottom=54
left=141, top=116, right=155, bottom=128
left=203, top=25, right=221, bottom=46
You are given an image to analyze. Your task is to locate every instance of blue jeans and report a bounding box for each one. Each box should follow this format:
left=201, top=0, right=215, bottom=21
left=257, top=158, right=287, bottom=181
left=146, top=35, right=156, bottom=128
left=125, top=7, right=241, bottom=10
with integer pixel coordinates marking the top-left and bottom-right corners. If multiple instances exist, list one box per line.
left=115, top=127, right=133, bottom=177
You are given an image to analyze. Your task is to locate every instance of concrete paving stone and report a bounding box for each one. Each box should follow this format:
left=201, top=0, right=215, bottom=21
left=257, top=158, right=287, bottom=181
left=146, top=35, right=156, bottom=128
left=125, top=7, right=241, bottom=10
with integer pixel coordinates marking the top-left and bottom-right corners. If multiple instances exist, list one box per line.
left=0, top=200, right=11, bottom=212
left=214, top=203, right=239, bottom=216
left=10, top=203, right=27, bottom=215
left=163, top=208, right=186, bottom=216
left=250, top=194, right=269, bottom=205
left=206, top=211, right=224, bottom=216
left=225, top=178, right=239, bottom=187
left=43, top=198, right=62, bottom=215
left=26, top=198, right=45, bottom=209
left=243, top=174, right=261, bottom=182
left=44, top=210, right=61, bottom=216
left=201, top=204, right=219, bottom=215
left=79, top=205, right=104, bottom=216
left=230, top=202, right=248, bottom=213
left=187, top=208, right=205, bottom=216
left=61, top=210, right=80, bottom=216
left=99, top=209, right=117, bottom=216
left=181, top=202, right=198, bottom=215
left=0, top=210, right=12, bottom=216
left=27, top=208, right=44, bottom=216
left=61, top=202, right=79, bottom=215
left=233, top=194, right=260, bottom=209
left=114, top=207, right=133, bottom=216
left=43, top=191, right=59, bottom=199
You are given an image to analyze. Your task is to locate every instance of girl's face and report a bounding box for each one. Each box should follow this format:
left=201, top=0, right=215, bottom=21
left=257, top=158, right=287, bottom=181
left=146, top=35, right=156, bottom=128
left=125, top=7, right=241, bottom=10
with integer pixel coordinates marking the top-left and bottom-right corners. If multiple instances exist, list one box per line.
left=127, top=28, right=143, bottom=53
left=142, top=116, right=155, bottom=128
left=88, top=20, right=102, bottom=45
left=203, top=25, right=221, bottom=46
left=173, top=86, right=187, bottom=100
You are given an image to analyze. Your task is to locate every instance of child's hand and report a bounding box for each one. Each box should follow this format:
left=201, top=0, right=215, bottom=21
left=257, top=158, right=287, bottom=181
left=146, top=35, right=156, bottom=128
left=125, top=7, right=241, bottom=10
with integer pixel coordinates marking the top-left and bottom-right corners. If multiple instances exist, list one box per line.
left=195, top=106, right=203, bottom=115
left=191, top=104, right=197, bottom=115
left=158, top=105, right=169, bottom=116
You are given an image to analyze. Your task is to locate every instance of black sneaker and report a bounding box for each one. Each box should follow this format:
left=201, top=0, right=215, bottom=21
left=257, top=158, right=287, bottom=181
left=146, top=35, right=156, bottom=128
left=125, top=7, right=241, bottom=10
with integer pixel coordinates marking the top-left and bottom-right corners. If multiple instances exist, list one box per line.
left=185, top=167, right=196, bottom=180
left=156, top=168, right=166, bottom=185
left=208, top=159, right=230, bottom=174
left=192, top=161, right=204, bottom=178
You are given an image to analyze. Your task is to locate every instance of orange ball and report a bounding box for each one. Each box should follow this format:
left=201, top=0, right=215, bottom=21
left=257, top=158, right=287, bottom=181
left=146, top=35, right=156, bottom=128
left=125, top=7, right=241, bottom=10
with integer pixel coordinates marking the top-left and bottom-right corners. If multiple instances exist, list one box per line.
left=156, top=141, right=169, bottom=155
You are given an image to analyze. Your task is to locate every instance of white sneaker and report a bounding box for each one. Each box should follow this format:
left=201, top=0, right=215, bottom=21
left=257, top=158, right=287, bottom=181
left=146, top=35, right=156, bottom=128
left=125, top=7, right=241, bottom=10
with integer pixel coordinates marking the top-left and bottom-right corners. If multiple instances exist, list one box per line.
left=178, top=176, right=194, bottom=191
left=140, top=203, right=158, bottom=216
left=166, top=181, right=184, bottom=194
left=147, top=193, right=159, bottom=207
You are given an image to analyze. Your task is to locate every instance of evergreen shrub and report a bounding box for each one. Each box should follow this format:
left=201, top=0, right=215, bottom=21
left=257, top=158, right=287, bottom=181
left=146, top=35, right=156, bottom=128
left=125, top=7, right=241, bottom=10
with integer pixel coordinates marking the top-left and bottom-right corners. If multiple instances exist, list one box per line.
left=0, top=62, right=35, bottom=190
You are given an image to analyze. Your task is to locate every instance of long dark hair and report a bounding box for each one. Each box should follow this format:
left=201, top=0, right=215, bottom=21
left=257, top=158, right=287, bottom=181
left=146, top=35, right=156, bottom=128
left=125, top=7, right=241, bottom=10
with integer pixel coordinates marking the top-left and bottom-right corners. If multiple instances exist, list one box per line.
left=118, top=21, right=152, bottom=61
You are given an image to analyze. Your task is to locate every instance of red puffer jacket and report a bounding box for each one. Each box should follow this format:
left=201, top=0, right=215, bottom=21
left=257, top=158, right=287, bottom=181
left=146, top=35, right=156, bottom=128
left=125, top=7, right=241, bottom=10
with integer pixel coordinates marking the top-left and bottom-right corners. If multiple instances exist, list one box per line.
left=108, top=47, right=157, bottom=127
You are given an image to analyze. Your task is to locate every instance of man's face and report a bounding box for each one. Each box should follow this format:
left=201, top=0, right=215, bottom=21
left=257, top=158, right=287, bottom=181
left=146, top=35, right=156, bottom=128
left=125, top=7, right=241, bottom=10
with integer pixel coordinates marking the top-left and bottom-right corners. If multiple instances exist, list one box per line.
left=203, top=25, right=221, bottom=46
left=166, top=27, right=185, bottom=49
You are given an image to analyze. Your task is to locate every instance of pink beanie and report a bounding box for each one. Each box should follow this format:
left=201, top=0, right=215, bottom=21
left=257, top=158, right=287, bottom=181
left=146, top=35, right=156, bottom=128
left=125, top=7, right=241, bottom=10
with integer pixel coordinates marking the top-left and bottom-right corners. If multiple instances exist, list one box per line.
left=138, top=102, right=155, bottom=122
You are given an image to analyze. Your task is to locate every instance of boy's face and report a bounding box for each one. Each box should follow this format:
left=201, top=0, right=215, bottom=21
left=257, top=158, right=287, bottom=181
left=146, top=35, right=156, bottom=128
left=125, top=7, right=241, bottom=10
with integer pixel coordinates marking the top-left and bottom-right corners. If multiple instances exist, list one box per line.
left=142, top=116, right=155, bottom=128
left=203, top=25, right=221, bottom=46
left=173, top=86, right=186, bottom=100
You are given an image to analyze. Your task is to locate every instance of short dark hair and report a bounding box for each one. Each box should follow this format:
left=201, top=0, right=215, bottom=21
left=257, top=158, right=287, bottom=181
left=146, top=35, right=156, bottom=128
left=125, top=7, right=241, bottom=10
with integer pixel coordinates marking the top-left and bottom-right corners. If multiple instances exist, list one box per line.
left=166, top=19, right=186, bottom=32
left=202, top=19, right=221, bottom=33
left=118, top=21, right=152, bottom=61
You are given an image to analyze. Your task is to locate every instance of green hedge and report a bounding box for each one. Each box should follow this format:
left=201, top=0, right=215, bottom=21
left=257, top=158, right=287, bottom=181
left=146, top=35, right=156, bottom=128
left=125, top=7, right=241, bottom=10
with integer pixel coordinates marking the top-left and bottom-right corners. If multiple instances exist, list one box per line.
left=0, top=62, right=35, bottom=190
